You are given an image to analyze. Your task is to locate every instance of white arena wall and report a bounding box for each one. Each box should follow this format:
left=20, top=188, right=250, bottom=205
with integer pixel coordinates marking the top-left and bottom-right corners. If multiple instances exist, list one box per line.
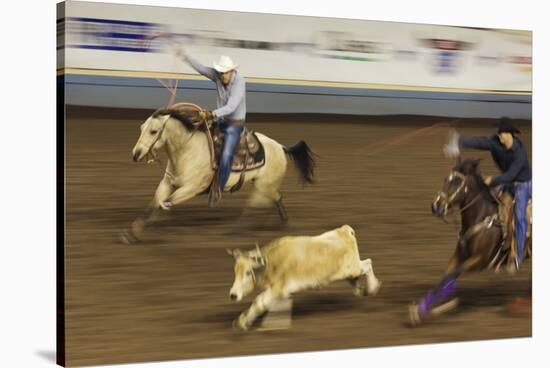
left=57, top=1, right=532, bottom=118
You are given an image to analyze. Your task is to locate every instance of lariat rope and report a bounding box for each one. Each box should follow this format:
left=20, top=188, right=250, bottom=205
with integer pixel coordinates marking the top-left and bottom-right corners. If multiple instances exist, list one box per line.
left=138, top=36, right=216, bottom=169
left=140, top=33, right=182, bottom=108
left=354, top=119, right=460, bottom=156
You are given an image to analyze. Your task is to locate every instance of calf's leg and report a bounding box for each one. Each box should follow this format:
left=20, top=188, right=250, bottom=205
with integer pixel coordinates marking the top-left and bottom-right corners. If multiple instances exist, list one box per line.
left=361, top=259, right=381, bottom=296
left=235, top=288, right=277, bottom=331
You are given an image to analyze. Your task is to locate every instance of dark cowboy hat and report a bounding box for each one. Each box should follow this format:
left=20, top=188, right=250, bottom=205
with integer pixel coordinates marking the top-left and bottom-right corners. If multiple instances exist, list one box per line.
left=496, top=117, right=521, bottom=135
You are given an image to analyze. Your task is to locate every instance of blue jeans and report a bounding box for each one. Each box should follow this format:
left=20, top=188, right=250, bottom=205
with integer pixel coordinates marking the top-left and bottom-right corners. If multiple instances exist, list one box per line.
left=217, top=121, right=244, bottom=191
left=513, top=180, right=532, bottom=264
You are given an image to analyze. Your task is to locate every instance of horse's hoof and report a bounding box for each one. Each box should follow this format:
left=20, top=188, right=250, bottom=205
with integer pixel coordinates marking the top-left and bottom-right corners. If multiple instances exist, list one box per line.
left=505, top=261, right=519, bottom=275
left=408, top=297, right=459, bottom=327
left=507, top=297, right=532, bottom=316
left=160, top=201, right=172, bottom=211
left=430, top=298, right=459, bottom=317
left=119, top=230, right=139, bottom=245
left=408, top=303, right=423, bottom=327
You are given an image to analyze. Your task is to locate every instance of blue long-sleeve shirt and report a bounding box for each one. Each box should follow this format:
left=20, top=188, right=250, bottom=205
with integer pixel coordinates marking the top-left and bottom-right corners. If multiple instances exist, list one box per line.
left=185, top=56, right=246, bottom=121
left=460, top=135, right=531, bottom=186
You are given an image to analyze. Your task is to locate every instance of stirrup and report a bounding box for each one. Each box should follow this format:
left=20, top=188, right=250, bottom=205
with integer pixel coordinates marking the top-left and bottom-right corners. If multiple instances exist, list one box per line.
left=505, top=258, right=520, bottom=275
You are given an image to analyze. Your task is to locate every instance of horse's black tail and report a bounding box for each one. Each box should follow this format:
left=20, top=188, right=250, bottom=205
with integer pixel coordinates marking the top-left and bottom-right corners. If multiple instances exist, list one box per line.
left=284, top=140, right=317, bottom=185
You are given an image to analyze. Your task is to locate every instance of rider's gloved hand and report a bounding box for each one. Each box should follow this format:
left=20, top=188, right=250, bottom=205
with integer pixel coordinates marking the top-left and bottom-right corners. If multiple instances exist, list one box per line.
left=174, top=44, right=187, bottom=60
left=443, top=130, right=461, bottom=158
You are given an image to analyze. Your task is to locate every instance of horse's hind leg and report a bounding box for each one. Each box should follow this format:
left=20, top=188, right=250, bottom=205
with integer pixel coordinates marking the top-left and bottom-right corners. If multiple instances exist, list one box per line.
left=275, top=194, right=288, bottom=224
left=246, top=175, right=288, bottom=224
left=244, top=142, right=289, bottom=224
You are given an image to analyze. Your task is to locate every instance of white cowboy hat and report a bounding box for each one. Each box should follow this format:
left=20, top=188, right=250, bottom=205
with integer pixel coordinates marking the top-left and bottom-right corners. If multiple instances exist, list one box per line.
left=213, top=55, right=239, bottom=73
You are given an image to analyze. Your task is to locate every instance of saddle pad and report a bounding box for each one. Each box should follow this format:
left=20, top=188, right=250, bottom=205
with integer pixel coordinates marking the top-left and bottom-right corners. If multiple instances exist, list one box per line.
left=211, top=129, right=266, bottom=172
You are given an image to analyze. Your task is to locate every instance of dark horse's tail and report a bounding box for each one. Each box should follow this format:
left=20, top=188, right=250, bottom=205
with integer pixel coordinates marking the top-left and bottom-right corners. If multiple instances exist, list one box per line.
left=284, top=140, right=317, bottom=184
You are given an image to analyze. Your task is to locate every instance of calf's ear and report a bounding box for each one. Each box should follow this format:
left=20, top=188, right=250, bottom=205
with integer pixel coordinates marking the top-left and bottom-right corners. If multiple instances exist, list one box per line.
left=226, top=248, right=242, bottom=259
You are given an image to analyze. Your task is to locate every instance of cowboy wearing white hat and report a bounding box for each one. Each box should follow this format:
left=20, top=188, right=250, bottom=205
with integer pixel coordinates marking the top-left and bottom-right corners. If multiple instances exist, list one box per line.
left=177, top=49, right=246, bottom=206
left=213, top=55, right=240, bottom=73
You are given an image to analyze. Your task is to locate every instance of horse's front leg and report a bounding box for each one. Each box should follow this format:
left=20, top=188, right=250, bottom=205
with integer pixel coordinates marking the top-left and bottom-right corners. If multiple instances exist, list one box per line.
left=415, top=270, right=461, bottom=319
left=162, top=182, right=209, bottom=209
left=409, top=254, right=484, bottom=326
left=409, top=249, right=465, bottom=326
left=121, top=178, right=174, bottom=244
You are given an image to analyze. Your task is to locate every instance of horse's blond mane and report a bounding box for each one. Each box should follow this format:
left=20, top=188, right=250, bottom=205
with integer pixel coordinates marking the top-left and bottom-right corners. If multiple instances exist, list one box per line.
left=151, top=108, right=207, bottom=132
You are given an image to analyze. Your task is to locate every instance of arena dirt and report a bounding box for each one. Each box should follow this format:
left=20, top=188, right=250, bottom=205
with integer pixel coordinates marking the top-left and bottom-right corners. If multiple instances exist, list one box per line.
left=64, top=109, right=532, bottom=366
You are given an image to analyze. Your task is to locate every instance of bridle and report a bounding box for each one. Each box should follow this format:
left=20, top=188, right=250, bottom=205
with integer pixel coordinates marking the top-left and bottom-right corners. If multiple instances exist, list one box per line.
left=435, top=171, right=483, bottom=222
left=142, top=115, right=170, bottom=163
left=436, top=171, right=466, bottom=206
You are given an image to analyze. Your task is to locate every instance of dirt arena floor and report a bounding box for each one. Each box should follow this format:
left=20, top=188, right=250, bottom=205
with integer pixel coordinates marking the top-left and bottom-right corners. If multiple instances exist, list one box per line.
left=64, top=107, right=532, bottom=366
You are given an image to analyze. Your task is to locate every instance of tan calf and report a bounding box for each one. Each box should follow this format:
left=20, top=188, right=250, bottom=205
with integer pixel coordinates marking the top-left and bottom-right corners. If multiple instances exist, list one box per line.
left=227, top=225, right=381, bottom=331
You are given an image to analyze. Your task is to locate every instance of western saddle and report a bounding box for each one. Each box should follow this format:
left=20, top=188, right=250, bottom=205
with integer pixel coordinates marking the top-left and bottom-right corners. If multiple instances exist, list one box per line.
left=494, top=191, right=532, bottom=271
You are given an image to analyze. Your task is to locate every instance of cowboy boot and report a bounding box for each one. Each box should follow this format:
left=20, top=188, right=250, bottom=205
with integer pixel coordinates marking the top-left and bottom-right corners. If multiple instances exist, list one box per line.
left=498, top=193, right=513, bottom=251
left=506, top=215, right=519, bottom=274
left=208, top=172, right=222, bottom=207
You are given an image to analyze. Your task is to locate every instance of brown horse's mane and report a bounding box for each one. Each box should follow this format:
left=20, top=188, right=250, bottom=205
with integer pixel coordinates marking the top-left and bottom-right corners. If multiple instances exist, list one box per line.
left=151, top=108, right=207, bottom=132
left=454, top=159, right=499, bottom=206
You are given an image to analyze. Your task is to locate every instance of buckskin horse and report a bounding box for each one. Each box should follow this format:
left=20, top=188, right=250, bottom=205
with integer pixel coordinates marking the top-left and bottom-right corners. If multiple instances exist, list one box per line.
left=409, top=159, right=532, bottom=325
left=120, top=103, right=316, bottom=244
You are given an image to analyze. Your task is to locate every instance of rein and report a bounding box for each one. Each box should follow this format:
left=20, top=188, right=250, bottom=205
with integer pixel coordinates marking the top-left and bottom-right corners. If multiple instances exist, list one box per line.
left=440, top=192, right=482, bottom=226
left=456, top=192, right=483, bottom=216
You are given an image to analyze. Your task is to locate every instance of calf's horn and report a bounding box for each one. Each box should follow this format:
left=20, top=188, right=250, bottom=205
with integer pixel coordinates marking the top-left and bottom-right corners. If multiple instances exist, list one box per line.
left=253, top=242, right=265, bottom=266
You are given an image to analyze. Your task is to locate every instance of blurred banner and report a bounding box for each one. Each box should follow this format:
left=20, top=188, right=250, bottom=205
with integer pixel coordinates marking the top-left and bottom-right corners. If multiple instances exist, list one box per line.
left=58, top=1, right=531, bottom=93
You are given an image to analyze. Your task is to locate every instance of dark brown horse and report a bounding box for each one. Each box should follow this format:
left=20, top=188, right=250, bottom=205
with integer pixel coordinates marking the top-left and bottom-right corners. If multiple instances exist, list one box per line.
left=409, top=159, right=531, bottom=325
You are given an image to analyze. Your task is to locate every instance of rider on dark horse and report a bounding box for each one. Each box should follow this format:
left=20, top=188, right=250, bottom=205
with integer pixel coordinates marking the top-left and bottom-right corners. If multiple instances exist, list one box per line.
left=177, top=49, right=246, bottom=207
left=444, top=117, right=532, bottom=271
left=410, top=117, right=532, bottom=325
